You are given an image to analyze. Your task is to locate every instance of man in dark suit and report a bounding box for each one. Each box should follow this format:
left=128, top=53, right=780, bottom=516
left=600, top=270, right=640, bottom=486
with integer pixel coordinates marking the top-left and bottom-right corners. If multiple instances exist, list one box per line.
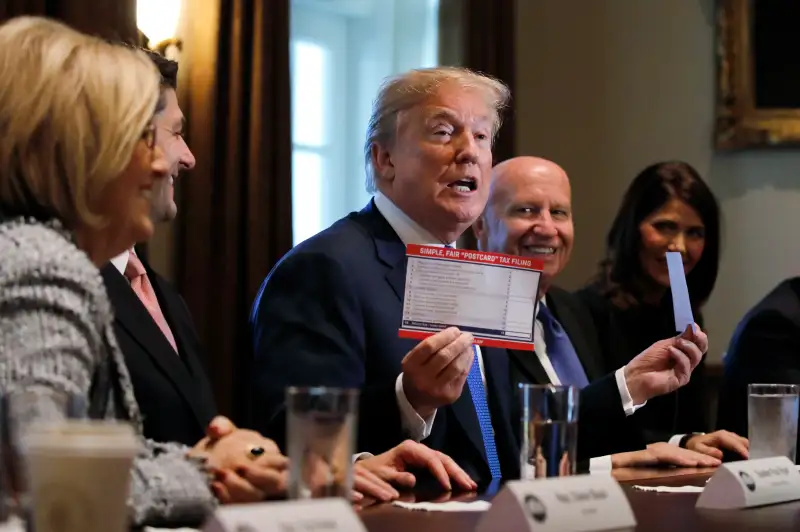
left=102, top=51, right=215, bottom=447
left=474, top=156, right=744, bottom=469
left=717, top=277, right=800, bottom=453
left=250, top=69, right=711, bottom=484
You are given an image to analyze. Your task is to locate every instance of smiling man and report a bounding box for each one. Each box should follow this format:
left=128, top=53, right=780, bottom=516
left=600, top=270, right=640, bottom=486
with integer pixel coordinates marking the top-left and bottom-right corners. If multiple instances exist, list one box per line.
left=100, top=51, right=211, bottom=447
left=474, top=156, right=744, bottom=468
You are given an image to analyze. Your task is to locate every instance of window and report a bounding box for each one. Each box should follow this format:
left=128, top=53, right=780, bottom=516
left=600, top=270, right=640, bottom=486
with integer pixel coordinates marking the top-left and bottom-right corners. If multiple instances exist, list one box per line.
left=290, top=0, right=440, bottom=246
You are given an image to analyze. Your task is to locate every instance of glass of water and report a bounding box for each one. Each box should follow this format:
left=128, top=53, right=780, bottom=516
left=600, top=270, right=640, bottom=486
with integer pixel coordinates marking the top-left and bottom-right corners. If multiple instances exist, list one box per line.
left=748, top=383, right=799, bottom=462
left=519, top=384, right=579, bottom=479
left=286, top=387, right=358, bottom=499
left=0, top=388, right=85, bottom=519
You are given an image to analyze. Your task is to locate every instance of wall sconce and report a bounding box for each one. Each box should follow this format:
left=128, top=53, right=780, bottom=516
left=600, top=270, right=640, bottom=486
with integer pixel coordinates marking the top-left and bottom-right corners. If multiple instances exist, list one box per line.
left=137, top=0, right=183, bottom=57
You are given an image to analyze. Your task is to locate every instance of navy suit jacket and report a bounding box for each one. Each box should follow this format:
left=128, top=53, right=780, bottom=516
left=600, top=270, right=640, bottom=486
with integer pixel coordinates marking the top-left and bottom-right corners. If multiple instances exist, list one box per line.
left=250, top=201, right=519, bottom=484
left=717, top=277, right=800, bottom=455
left=508, top=287, right=645, bottom=463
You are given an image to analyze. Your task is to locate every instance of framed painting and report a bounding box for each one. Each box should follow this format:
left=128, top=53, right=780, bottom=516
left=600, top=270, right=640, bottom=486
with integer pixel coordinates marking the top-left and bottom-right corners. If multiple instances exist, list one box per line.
left=715, top=0, right=800, bottom=149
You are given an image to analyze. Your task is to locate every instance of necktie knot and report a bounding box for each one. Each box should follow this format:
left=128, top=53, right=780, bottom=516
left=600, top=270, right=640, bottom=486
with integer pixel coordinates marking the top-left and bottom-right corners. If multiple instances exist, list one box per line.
left=124, top=250, right=146, bottom=281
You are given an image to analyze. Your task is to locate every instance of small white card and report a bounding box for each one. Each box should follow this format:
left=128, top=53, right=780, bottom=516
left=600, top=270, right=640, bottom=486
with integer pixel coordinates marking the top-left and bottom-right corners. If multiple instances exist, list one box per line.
left=696, top=456, right=800, bottom=510
left=201, top=499, right=366, bottom=532
left=475, top=475, right=636, bottom=532
left=666, top=251, right=694, bottom=332
left=400, top=245, right=543, bottom=351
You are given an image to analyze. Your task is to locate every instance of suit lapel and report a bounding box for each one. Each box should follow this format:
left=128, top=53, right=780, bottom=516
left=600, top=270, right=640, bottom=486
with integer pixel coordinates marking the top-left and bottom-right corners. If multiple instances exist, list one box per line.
left=508, top=348, right=551, bottom=385
left=148, top=272, right=217, bottom=425
left=361, top=201, right=408, bottom=301
left=546, top=290, right=604, bottom=381
left=101, top=265, right=209, bottom=429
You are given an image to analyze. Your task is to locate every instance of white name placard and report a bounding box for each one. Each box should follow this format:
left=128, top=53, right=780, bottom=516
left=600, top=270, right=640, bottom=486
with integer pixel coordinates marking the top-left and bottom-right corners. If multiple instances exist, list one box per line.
left=202, top=499, right=366, bottom=532
left=696, top=456, right=800, bottom=510
left=475, top=475, right=636, bottom=532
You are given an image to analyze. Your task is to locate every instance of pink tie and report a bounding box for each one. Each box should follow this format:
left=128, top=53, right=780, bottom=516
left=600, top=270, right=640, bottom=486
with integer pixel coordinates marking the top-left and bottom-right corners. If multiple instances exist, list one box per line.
left=124, top=250, right=178, bottom=354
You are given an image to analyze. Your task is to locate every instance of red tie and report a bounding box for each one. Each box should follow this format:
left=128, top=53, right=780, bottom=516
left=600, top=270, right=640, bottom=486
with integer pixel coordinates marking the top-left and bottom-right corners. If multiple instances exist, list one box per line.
left=124, top=250, right=178, bottom=353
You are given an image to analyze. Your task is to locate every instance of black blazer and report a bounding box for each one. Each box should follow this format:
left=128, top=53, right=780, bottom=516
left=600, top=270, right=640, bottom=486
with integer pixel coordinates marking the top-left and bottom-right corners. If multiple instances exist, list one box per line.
left=575, top=285, right=709, bottom=442
left=508, top=287, right=645, bottom=462
left=250, top=201, right=519, bottom=485
left=717, top=277, right=800, bottom=452
left=101, top=254, right=217, bottom=447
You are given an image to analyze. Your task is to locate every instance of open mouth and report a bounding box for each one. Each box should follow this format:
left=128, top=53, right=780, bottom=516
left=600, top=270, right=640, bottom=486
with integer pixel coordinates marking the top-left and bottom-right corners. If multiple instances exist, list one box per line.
left=447, top=177, right=477, bottom=193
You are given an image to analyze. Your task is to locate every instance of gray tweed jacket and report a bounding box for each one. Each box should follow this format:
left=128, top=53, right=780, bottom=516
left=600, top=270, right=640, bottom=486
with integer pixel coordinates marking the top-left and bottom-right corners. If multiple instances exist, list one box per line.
left=0, top=216, right=217, bottom=527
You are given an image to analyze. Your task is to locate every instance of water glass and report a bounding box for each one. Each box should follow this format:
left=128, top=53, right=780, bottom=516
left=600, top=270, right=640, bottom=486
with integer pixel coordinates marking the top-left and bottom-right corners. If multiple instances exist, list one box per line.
left=286, top=387, right=358, bottom=499
left=748, top=383, right=799, bottom=462
left=23, top=420, right=139, bottom=532
left=0, top=388, right=85, bottom=517
left=519, top=384, right=579, bottom=479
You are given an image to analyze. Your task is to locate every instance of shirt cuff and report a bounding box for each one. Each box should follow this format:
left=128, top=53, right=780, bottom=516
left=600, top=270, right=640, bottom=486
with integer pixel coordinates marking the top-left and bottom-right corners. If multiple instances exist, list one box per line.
left=395, top=373, right=436, bottom=440
left=668, top=434, right=685, bottom=447
left=589, top=455, right=613, bottom=473
left=615, top=367, right=647, bottom=416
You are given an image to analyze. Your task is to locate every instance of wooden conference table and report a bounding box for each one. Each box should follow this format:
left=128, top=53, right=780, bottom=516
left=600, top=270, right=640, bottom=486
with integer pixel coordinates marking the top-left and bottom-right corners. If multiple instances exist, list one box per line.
left=358, top=467, right=800, bottom=531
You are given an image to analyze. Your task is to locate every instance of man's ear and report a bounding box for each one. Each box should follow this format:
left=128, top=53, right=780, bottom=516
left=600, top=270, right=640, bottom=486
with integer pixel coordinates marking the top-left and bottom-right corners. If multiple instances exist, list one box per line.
left=371, top=142, right=394, bottom=183
left=472, top=213, right=487, bottom=247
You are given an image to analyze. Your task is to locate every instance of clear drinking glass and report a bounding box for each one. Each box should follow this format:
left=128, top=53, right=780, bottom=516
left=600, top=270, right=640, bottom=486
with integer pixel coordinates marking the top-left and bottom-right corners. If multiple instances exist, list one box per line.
left=519, top=384, right=579, bottom=479
left=0, top=388, right=85, bottom=518
left=748, top=383, right=799, bottom=462
left=286, top=387, right=358, bottom=499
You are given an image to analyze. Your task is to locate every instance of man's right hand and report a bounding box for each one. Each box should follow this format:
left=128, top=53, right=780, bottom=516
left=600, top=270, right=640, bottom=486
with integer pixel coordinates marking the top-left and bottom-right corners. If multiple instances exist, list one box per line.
left=611, top=442, right=721, bottom=468
left=401, top=327, right=475, bottom=418
left=624, top=324, right=707, bottom=404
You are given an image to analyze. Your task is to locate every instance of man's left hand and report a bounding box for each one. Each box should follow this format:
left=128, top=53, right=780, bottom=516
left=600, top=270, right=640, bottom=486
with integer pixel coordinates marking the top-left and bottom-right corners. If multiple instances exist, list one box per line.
left=685, top=430, right=749, bottom=460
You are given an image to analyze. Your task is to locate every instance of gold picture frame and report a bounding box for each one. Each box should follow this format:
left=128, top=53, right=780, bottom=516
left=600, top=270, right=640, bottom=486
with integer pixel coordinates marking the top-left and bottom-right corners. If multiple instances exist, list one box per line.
left=715, top=0, right=800, bottom=149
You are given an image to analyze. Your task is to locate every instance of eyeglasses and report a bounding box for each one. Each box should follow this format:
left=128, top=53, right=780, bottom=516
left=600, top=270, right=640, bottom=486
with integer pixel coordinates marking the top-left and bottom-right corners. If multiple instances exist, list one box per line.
left=158, top=126, right=184, bottom=136
left=141, top=124, right=156, bottom=150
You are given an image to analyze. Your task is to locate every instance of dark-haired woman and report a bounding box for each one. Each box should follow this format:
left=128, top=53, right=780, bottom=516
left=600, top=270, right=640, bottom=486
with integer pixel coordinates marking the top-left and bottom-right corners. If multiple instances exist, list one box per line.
left=576, top=161, right=747, bottom=458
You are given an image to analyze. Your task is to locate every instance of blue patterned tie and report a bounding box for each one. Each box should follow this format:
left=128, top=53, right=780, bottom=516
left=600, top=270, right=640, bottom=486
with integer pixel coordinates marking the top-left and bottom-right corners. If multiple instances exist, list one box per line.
left=466, top=346, right=502, bottom=479
left=537, top=305, right=589, bottom=388
left=441, top=245, right=501, bottom=479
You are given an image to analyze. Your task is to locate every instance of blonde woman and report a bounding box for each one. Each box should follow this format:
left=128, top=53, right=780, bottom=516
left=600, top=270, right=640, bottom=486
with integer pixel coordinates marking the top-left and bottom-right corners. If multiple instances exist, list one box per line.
left=0, top=16, right=284, bottom=527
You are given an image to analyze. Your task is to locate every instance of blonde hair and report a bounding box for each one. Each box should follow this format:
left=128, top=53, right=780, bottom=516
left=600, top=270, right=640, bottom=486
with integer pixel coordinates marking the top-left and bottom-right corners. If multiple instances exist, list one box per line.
left=0, top=16, right=161, bottom=229
left=364, top=66, right=511, bottom=194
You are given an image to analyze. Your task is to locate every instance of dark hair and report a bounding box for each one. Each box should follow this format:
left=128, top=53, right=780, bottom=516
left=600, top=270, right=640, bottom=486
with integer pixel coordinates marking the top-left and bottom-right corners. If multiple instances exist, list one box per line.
left=592, top=161, right=721, bottom=310
left=140, top=49, right=178, bottom=113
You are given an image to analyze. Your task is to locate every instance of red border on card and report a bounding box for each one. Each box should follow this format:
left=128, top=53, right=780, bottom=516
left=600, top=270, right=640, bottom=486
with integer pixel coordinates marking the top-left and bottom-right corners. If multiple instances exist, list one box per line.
left=399, top=328, right=535, bottom=351
left=406, top=244, right=545, bottom=271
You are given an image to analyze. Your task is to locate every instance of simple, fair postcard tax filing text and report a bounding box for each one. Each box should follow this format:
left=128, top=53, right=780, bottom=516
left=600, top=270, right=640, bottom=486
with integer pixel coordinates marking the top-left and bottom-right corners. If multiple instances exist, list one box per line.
left=399, top=245, right=543, bottom=351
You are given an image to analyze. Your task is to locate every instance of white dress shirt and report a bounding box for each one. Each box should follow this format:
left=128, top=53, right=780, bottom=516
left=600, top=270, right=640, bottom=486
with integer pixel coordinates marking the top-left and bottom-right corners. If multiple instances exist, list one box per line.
left=373, top=192, right=672, bottom=472
left=110, top=250, right=131, bottom=275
